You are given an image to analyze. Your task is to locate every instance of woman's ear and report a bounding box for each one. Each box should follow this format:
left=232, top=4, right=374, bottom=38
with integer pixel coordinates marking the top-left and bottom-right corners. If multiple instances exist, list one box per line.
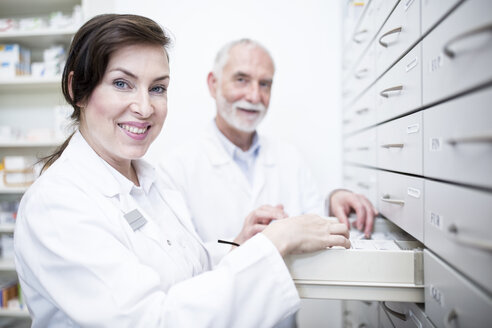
left=68, top=71, right=75, bottom=101
left=68, top=71, right=85, bottom=108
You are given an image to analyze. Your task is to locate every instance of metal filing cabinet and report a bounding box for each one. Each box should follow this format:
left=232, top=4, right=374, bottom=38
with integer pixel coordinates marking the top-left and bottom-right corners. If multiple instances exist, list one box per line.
left=307, top=0, right=492, bottom=327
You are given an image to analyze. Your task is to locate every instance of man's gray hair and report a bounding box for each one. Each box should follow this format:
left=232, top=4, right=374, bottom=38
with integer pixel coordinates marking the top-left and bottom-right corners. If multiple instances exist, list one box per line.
left=212, top=38, right=275, bottom=78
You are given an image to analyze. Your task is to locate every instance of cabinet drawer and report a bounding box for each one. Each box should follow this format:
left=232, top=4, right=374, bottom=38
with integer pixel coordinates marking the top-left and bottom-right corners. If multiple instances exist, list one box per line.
left=286, top=219, right=424, bottom=303
left=377, top=111, right=423, bottom=175
left=424, top=180, right=492, bottom=293
left=347, top=4, right=379, bottom=78
left=375, top=0, right=421, bottom=77
left=424, top=250, right=492, bottom=328
left=371, top=0, right=399, bottom=38
left=343, top=165, right=378, bottom=206
left=422, top=0, right=492, bottom=105
left=378, top=171, right=424, bottom=241
left=421, top=0, right=464, bottom=35
left=343, top=85, right=377, bottom=135
left=352, top=42, right=377, bottom=98
left=344, top=127, right=377, bottom=166
left=376, top=43, right=422, bottom=124
left=423, top=87, right=492, bottom=189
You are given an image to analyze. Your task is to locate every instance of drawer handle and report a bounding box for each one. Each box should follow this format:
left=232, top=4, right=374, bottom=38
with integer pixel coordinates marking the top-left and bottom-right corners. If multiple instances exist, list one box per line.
left=380, top=143, right=404, bottom=149
left=355, top=146, right=370, bottom=151
left=446, top=131, right=492, bottom=145
left=443, top=23, right=492, bottom=58
left=444, top=309, right=458, bottom=328
left=343, top=119, right=352, bottom=125
left=382, top=301, right=407, bottom=321
left=353, top=29, right=368, bottom=44
left=379, top=85, right=403, bottom=98
left=448, top=224, right=492, bottom=251
left=357, top=182, right=370, bottom=190
left=381, top=194, right=405, bottom=205
left=378, top=26, right=402, bottom=48
left=354, top=68, right=369, bottom=79
left=355, top=107, right=369, bottom=115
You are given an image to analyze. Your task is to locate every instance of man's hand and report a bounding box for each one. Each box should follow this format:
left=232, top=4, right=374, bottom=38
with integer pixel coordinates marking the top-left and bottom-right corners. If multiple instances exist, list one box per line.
left=234, top=204, right=288, bottom=245
left=329, top=190, right=378, bottom=238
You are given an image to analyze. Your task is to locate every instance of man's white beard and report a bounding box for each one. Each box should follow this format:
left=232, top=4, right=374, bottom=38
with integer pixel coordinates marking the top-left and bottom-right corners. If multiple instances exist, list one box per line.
left=216, top=90, right=267, bottom=133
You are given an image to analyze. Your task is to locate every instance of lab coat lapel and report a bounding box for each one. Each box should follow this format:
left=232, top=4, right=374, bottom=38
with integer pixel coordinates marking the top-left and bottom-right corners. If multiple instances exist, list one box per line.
left=154, top=179, right=213, bottom=268
left=65, top=132, right=164, bottom=246
left=251, top=138, right=275, bottom=204
left=203, top=125, right=252, bottom=197
left=117, top=193, right=164, bottom=247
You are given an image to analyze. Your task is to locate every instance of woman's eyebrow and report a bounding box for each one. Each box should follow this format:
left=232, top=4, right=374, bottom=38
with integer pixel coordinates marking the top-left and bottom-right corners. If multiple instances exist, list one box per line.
left=109, top=67, right=169, bottom=82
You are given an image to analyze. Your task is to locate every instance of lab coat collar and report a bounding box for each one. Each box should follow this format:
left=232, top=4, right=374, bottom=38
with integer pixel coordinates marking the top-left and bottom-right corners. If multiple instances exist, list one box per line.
left=205, top=121, right=275, bottom=167
left=62, top=131, right=138, bottom=198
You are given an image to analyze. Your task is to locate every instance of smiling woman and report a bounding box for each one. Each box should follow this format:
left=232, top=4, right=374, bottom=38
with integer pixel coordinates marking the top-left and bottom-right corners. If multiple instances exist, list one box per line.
left=13, top=13, right=351, bottom=328
left=77, top=43, right=170, bottom=184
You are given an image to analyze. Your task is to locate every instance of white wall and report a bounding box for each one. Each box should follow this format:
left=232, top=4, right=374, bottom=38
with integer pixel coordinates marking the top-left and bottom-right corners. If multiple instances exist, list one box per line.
left=113, top=0, right=343, bottom=198
left=112, top=0, right=343, bottom=326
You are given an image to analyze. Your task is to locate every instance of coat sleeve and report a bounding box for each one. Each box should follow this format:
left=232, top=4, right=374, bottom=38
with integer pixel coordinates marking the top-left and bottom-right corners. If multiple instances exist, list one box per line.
left=14, top=179, right=299, bottom=328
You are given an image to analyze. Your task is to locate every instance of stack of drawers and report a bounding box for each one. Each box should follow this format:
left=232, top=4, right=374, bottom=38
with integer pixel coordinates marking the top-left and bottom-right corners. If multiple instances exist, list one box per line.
left=341, top=0, right=492, bottom=327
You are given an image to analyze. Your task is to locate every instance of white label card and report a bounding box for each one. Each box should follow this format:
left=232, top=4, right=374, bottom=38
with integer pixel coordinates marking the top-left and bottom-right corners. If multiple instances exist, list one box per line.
left=430, top=137, right=442, bottom=151
left=407, top=124, right=420, bottom=134
left=430, top=53, right=444, bottom=73
left=406, top=57, right=418, bottom=72
left=408, top=187, right=421, bottom=198
left=405, top=0, right=415, bottom=11
left=430, top=212, right=444, bottom=230
left=430, top=285, right=445, bottom=307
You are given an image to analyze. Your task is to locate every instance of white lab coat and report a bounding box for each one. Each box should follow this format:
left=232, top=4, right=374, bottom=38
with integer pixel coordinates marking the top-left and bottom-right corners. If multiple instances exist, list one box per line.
left=158, top=122, right=324, bottom=264
left=14, top=131, right=300, bottom=328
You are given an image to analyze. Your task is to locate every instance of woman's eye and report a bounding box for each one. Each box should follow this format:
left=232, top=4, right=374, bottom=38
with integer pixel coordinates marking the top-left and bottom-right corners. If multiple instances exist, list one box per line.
left=114, top=80, right=128, bottom=89
left=150, top=85, right=166, bottom=93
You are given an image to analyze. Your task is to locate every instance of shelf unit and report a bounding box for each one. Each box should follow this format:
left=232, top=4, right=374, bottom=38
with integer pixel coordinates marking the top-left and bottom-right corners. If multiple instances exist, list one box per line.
left=0, top=0, right=86, bottom=325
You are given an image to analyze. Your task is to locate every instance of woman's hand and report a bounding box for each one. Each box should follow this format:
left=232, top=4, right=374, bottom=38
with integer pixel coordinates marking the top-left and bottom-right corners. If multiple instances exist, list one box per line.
left=262, top=214, right=351, bottom=257
left=233, top=204, right=288, bottom=246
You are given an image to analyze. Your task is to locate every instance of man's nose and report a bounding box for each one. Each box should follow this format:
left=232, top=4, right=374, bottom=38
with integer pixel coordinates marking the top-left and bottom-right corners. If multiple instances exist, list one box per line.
left=245, top=83, right=261, bottom=104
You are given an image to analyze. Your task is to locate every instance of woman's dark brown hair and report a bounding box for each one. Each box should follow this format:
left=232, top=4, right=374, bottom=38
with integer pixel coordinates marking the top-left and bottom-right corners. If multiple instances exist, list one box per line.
left=41, top=14, right=171, bottom=172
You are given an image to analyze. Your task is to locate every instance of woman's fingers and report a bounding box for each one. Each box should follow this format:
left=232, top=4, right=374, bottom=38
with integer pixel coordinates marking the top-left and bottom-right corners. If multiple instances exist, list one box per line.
left=327, top=222, right=350, bottom=239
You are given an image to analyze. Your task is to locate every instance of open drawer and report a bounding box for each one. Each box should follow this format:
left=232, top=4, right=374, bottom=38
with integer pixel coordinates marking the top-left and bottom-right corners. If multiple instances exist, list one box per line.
left=285, top=218, right=424, bottom=302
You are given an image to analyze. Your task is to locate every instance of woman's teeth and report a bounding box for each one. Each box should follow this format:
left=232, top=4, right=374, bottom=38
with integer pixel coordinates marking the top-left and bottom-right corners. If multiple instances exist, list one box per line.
left=119, top=124, right=148, bottom=134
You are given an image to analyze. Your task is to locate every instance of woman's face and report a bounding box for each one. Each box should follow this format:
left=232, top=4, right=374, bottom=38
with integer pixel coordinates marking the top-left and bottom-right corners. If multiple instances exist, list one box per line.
left=79, top=43, right=170, bottom=168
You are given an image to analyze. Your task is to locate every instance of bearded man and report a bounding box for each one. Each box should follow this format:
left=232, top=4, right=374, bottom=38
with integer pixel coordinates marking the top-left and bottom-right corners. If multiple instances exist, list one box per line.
left=158, top=38, right=376, bottom=265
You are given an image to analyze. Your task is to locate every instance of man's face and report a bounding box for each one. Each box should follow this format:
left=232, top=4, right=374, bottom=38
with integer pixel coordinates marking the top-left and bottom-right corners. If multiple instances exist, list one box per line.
left=215, top=44, right=274, bottom=133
